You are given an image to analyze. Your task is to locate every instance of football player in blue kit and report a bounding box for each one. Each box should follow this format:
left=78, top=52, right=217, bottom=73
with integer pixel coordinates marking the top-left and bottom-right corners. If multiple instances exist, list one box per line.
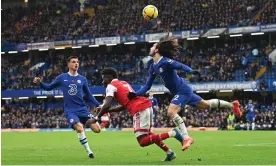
left=33, top=56, right=101, bottom=159
left=246, top=101, right=256, bottom=130
left=128, top=36, right=242, bottom=151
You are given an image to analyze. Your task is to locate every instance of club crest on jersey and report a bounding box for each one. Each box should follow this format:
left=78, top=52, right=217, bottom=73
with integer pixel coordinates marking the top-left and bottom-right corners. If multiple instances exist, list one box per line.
left=154, top=68, right=163, bottom=74
left=77, top=80, right=81, bottom=83
left=159, top=67, right=163, bottom=73
left=70, top=119, right=74, bottom=123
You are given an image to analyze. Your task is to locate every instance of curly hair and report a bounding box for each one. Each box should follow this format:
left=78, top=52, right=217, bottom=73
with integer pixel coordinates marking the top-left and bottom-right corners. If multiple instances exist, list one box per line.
left=156, top=35, right=181, bottom=58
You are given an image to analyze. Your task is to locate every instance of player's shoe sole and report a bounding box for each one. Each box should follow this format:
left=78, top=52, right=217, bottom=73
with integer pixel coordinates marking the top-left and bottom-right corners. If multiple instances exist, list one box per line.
left=232, top=100, right=242, bottom=117
left=181, top=137, right=194, bottom=151
left=162, top=152, right=176, bottom=161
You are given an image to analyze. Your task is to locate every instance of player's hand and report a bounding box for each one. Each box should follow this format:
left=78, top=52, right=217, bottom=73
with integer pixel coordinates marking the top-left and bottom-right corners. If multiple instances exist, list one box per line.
left=127, top=92, right=137, bottom=100
left=94, top=106, right=102, bottom=113
left=33, top=77, right=41, bottom=85
left=93, top=116, right=99, bottom=121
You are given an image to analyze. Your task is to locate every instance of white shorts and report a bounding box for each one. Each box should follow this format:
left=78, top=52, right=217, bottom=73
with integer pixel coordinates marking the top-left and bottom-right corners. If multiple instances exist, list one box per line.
left=133, top=107, right=153, bottom=137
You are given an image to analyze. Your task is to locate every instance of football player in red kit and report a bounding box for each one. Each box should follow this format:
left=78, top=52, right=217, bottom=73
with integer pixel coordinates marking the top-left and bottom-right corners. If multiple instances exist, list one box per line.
left=96, top=68, right=185, bottom=161
left=100, top=113, right=110, bottom=128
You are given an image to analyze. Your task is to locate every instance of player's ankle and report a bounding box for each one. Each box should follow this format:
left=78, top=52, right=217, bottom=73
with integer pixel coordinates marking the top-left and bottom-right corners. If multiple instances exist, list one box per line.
left=166, top=149, right=173, bottom=154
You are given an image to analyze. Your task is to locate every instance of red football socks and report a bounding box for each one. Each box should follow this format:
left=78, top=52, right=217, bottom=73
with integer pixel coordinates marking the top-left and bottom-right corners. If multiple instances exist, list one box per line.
left=138, top=132, right=169, bottom=147
left=155, top=140, right=169, bottom=152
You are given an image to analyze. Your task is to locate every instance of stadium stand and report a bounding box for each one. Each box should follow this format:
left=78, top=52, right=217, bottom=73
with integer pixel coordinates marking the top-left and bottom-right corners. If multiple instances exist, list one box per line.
left=1, top=0, right=273, bottom=43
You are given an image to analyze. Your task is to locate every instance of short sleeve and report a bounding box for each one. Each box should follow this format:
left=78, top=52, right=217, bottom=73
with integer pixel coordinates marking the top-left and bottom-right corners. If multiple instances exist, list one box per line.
left=106, top=84, right=117, bottom=97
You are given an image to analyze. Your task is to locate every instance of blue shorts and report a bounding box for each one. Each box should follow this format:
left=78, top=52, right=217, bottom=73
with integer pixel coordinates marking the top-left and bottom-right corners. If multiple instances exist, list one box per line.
left=65, top=109, right=94, bottom=129
left=246, top=116, right=255, bottom=122
left=152, top=109, right=157, bottom=121
left=171, top=93, right=202, bottom=108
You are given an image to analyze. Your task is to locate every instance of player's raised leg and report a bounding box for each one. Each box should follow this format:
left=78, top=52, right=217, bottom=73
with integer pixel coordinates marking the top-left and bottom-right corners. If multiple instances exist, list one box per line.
left=195, top=96, right=242, bottom=117
left=85, top=113, right=101, bottom=133
left=86, top=118, right=101, bottom=133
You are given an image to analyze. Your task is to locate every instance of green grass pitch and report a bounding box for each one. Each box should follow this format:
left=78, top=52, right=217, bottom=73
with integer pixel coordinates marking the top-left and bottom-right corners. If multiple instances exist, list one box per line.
left=2, top=131, right=276, bottom=165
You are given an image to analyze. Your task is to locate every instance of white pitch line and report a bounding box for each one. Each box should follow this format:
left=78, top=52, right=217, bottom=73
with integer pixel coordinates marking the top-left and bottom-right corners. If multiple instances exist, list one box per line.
left=234, top=143, right=276, bottom=147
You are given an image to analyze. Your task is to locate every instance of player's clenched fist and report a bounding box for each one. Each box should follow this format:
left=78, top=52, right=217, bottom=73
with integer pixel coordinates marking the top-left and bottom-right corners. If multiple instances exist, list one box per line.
left=33, top=77, right=41, bottom=85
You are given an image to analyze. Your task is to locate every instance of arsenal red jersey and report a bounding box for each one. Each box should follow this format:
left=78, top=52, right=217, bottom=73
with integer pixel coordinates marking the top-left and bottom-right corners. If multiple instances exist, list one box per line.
left=105, top=79, right=152, bottom=116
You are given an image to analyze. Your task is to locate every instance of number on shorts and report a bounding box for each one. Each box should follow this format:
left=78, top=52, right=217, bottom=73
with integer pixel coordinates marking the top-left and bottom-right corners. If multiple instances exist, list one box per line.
left=173, top=95, right=179, bottom=101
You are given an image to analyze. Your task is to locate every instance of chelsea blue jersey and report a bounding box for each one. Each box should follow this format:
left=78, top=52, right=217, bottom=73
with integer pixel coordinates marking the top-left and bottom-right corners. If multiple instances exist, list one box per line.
left=246, top=104, right=255, bottom=116
left=137, top=57, right=194, bottom=95
left=40, top=73, right=100, bottom=112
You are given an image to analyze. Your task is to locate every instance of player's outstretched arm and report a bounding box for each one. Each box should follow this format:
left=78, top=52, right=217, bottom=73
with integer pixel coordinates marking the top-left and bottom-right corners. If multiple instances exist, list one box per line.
left=168, top=59, right=201, bottom=76
left=33, top=76, right=61, bottom=90
left=97, top=96, right=113, bottom=119
left=83, top=78, right=101, bottom=107
left=135, top=71, right=156, bottom=96
left=108, top=105, right=125, bottom=113
left=168, top=59, right=194, bottom=73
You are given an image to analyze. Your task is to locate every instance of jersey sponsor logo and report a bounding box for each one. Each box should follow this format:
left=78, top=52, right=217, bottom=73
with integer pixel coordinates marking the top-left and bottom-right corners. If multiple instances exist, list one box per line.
left=68, top=84, right=78, bottom=95
left=70, top=119, right=74, bottom=123
left=64, top=80, right=68, bottom=81
left=77, top=80, right=81, bottom=83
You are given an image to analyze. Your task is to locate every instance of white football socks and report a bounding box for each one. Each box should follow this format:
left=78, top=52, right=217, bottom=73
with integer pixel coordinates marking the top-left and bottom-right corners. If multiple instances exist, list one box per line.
left=78, top=131, right=93, bottom=154
left=207, top=99, right=233, bottom=108
left=172, top=114, right=189, bottom=139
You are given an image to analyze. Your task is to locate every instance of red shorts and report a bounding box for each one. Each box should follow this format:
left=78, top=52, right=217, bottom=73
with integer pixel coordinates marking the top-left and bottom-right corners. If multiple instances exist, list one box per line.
left=133, top=107, right=153, bottom=137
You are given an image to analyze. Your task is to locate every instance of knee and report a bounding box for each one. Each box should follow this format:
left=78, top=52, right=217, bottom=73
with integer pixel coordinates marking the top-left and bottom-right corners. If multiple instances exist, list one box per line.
left=74, top=123, right=84, bottom=133
left=167, top=109, right=177, bottom=118
left=137, top=137, right=146, bottom=147
left=167, top=104, right=181, bottom=118
left=138, top=140, right=146, bottom=147
left=93, top=127, right=101, bottom=133
left=91, top=123, right=101, bottom=133
left=197, top=100, right=210, bottom=109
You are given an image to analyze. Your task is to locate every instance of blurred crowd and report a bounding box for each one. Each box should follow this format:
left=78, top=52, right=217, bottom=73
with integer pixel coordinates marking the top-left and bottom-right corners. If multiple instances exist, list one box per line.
left=251, top=0, right=276, bottom=25
left=2, top=0, right=274, bottom=43
left=1, top=96, right=275, bottom=130
left=1, top=50, right=139, bottom=90
left=2, top=41, right=275, bottom=90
